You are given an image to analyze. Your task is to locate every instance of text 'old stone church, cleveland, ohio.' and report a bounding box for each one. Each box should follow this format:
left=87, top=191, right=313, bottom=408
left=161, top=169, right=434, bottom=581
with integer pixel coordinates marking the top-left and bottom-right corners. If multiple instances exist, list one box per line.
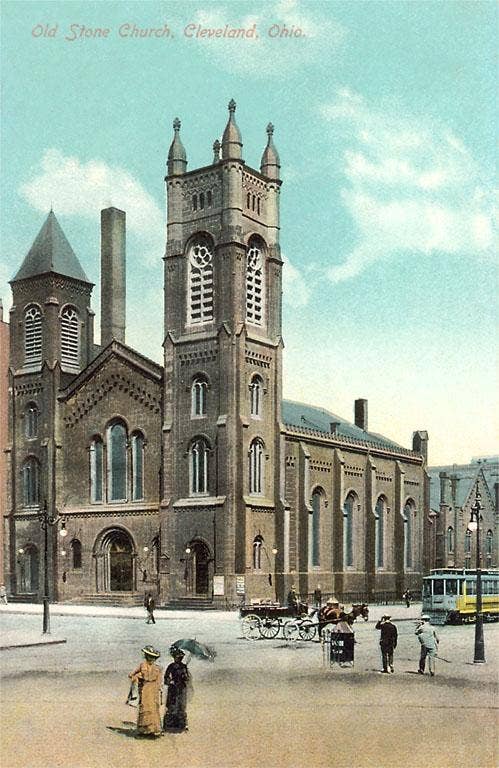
left=4, top=102, right=434, bottom=608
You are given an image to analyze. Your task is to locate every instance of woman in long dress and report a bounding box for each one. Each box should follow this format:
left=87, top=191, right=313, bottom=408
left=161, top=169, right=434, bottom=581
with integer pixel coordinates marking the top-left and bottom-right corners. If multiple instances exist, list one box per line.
left=163, top=646, right=192, bottom=732
left=129, top=645, right=162, bottom=737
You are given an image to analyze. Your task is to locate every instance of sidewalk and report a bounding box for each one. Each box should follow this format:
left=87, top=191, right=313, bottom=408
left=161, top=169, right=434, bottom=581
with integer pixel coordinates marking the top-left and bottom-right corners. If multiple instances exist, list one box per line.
left=1, top=629, right=67, bottom=650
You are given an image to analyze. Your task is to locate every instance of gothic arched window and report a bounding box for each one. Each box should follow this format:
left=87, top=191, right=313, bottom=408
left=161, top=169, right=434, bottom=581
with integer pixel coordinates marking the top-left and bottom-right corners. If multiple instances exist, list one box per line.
left=253, top=535, right=263, bottom=570
left=343, top=492, right=355, bottom=567
left=246, top=240, right=264, bottom=326
left=90, top=437, right=103, bottom=503
left=404, top=500, right=415, bottom=569
left=191, top=376, right=208, bottom=417
left=190, top=438, right=209, bottom=495
left=447, top=526, right=454, bottom=554
left=60, top=306, right=80, bottom=369
left=465, top=529, right=472, bottom=555
left=310, top=489, right=323, bottom=567
left=249, top=439, right=264, bottom=495
left=71, top=539, right=82, bottom=569
left=107, top=421, right=127, bottom=501
left=486, top=530, right=493, bottom=557
left=131, top=432, right=144, bottom=501
left=249, top=375, right=263, bottom=418
left=188, top=237, right=214, bottom=325
left=25, top=403, right=39, bottom=439
left=24, top=305, right=42, bottom=365
left=23, top=457, right=40, bottom=506
left=375, top=496, right=386, bottom=569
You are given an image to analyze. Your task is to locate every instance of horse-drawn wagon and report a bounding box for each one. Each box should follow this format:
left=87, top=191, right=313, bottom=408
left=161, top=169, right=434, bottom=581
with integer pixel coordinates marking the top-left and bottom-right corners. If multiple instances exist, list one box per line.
left=239, top=601, right=369, bottom=641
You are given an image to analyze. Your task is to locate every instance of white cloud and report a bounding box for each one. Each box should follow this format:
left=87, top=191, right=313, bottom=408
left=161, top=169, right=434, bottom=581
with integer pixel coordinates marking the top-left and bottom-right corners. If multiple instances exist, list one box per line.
left=188, top=0, right=345, bottom=77
left=282, top=254, right=310, bottom=306
left=320, top=91, right=497, bottom=282
left=20, top=149, right=164, bottom=265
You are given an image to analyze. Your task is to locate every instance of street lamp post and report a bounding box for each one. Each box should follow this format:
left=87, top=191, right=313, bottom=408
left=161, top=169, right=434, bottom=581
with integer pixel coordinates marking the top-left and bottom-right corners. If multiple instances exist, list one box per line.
left=37, top=500, right=66, bottom=634
left=468, top=488, right=485, bottom=663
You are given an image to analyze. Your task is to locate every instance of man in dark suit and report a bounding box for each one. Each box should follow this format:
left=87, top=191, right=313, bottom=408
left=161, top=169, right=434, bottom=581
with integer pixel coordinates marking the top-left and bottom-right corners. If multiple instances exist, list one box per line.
left=375, top=614, right=398, bottom=673
left=145, top=592, right=156, bottom=624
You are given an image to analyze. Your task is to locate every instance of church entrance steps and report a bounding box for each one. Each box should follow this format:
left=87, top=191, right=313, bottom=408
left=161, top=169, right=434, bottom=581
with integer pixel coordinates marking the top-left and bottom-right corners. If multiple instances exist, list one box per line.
left=164, top=597, right=216, bottom=610
left=64, top=592, right=144, bottom=607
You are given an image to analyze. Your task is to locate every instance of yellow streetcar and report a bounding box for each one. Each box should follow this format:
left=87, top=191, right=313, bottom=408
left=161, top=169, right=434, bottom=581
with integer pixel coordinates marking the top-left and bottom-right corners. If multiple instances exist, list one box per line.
left=422, top=569, right=499, bottom=625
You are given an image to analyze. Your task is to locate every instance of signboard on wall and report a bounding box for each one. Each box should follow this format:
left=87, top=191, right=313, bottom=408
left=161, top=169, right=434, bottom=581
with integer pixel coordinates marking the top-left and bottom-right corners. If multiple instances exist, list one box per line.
left=213, top=575, right=225, bottom=596
left=236, top=575, right=245, bottom=595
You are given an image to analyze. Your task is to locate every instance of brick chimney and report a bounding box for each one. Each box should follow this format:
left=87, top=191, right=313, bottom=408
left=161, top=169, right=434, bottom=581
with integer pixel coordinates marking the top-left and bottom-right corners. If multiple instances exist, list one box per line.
left=354, top=398, right=368, bottom=431
left=412, top=430, right=429, bottom=463
left=100, top=207, right=126, bottom=347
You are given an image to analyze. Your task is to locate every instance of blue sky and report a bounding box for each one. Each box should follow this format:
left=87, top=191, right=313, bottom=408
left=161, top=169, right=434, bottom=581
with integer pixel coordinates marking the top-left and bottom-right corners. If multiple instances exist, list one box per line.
left=1, top=0, right=497, bottom=464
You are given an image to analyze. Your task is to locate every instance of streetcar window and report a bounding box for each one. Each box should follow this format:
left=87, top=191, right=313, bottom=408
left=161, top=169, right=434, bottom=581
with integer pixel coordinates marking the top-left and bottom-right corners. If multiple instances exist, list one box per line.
left=422, top=582, right=431, bottom=598
left=433, top=579, right=444, bottom=595
left=465, top=579, right=476, bottom=596
left=445, top=579, right=459, bottom=595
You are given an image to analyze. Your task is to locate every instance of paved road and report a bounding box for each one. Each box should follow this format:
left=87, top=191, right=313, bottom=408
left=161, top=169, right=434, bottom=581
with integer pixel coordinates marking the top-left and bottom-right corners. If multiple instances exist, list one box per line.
left=0, top=611, right=497, bottom=768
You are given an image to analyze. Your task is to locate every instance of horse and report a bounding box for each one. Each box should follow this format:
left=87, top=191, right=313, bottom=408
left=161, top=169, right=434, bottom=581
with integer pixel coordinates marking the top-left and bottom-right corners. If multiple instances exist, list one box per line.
left=350, top=603, right=369, bottom=621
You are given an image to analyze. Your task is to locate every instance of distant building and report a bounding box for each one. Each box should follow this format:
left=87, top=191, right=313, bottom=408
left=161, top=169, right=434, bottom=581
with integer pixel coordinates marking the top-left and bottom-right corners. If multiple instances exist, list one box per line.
left=428, top=458, right=498, bottom=569
left=3, top=102, right=431, bottom=606
left=0, top=301, right=9, bottom=583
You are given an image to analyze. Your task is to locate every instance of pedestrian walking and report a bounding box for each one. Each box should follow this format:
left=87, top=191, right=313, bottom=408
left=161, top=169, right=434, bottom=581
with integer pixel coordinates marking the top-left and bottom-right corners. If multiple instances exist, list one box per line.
left=164, top=646, right=192, bottom=732
left=415, top=615, right=439, bottom=676
left=375, top=614, right=398, bottom=673
left=403, top=589, right=411, bottom=608
left=128, top=645, right=162, bottom=737
left=144, top=592, right=156, bottom=624
left=313, top=583, right=322, bottom=609
left=0, top=585, right=8, bottom=604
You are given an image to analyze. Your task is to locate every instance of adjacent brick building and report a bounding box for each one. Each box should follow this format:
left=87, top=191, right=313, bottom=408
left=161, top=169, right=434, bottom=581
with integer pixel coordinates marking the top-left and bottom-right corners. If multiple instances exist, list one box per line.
left=3, top=102, right=432, bottom=606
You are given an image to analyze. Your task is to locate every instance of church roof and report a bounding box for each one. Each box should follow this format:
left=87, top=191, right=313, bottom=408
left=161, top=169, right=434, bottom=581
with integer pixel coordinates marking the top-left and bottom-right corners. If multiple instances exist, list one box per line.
left=427, top=458, right=499, bottom=511
left=282, top=399, right=409, bottom=454
left=12, top=210, right=91, bottom=283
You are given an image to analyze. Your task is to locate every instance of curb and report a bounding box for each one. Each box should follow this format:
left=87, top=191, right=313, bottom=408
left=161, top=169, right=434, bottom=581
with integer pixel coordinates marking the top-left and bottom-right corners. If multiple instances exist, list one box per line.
left=1, top=638, right=67, bottom=650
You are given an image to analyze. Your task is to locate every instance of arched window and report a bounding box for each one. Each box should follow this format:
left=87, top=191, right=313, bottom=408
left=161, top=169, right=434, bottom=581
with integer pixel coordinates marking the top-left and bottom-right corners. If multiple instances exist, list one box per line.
left=465, top=530, right=472, bottom=555
left=71, top=539, right=82, bottom=569
left=486, top=530, right=493, bottom=557
left=107, top=422, right=127, bottom=501
left=252, top=194, right=256, bottom=211
left=257, top=197, right=261, bottom=215
left=188, top=237, right=214, bottom=324
left=191, top=376, right=208, bottom=417
left=404, top=500, right=415, bottom=569
left=24, top=305, right=42, bottom=365
left=131, top=432, right=144, bottom=501
left=192, top=194, right=197, bottom=211
left=246, top=192, right=251, bottom=208
left=343, top=493, right=355, bottom=567
left=249, top=375, right=263, bottom=418
left=90, top=437, right=103, bottom=502
left=375, top=496, right=386, bottom=569
left=207, top=190, right=212, bottom=207
left=253, top=535, right=263, bottom=570
left=249, top=439, right=264, bottom=495
left=25, top=403, right=38, bottom=438
left=22, top=457, right=40, bottom=506
left=310, top=490, right=322, bottom=567
left=60, top=306, right=80, bottom=369
left=190, top=438, right=209, bottom=494
left=246, top=240, right=264, bottom=326
left=447, top=526, right=454, bottom=554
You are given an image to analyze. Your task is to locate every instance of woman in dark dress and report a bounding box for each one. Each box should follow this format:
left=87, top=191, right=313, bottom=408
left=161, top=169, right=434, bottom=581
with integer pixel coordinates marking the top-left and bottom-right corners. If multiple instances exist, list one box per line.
left=163, top=646, right=192, bottom=732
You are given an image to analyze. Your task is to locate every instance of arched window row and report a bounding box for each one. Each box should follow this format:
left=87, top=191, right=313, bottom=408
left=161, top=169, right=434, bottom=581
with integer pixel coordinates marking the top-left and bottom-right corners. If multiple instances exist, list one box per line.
left=188, top=237, right=214, bottom=325
left=249, top=438, right=265, bottom=495
left=60, top=305, right=80, bottom=369
left=192, top=190, right=213, bottom=212
left=90, top=424, right=145, bottom=504
left=24, top=305, right=43, bottom=365
left=246, top=191, right=261, bottom=216
left=25, top=402, right=39, bottom=439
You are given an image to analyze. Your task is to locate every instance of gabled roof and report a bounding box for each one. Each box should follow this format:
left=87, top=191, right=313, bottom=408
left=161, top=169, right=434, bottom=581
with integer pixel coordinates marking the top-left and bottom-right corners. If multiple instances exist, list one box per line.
left=428, top=458, right=499, bottom=511
left=11, top=211, right=91, bottom=284
left=282, top=399, right=409, bottom=454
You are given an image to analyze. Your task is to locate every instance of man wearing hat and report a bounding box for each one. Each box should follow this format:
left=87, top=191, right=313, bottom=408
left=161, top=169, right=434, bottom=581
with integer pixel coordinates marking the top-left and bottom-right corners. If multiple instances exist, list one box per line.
left=163, top=646, right=192, bottom=732
left=128, top=645, right=162, bottom=736
left=415, top=615, right=439, bottom=676
left=375, top=615, right=398, bottom=673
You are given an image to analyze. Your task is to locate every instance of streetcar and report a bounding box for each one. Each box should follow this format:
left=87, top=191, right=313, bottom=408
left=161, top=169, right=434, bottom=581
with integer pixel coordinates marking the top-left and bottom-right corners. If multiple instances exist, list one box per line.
left=422, top=569, right=499, bottom=625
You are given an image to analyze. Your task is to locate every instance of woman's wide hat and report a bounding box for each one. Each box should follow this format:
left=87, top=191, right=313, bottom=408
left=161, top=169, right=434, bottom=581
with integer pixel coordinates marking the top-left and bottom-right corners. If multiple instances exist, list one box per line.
left=142, top=644, right=161, bottom=659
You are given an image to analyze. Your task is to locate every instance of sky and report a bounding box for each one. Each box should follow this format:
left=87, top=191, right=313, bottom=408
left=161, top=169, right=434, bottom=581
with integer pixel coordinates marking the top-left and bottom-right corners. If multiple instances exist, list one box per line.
left=1, top=0, right=497, bottom=465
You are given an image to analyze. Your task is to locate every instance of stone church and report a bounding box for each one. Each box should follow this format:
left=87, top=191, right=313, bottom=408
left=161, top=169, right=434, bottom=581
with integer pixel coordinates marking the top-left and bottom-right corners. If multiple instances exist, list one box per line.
left=4, top=102, right=432, bottom=606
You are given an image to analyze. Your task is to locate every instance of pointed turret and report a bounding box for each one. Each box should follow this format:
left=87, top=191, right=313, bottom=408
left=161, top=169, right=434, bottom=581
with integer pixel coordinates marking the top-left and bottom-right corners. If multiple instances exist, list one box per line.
left=212, top=139, right=221, bottom=164
left=11, top=210, right=90, bottom=283
left=260, top=123, right=280, bottom=179
left=167, top=117, right=187, bottom=176
left=221, top=99, right=243, bottom=160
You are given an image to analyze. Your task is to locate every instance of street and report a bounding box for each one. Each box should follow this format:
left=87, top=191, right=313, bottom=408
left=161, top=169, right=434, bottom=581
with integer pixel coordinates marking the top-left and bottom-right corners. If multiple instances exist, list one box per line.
left=0, top=608, right=497, bottom=768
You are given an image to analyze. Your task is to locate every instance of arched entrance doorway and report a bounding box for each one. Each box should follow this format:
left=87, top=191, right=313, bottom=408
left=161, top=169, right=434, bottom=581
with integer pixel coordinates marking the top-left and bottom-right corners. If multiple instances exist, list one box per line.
left=96, top=528, right=135, bottom=592
left=185, top=540, right=211, bottom=596
left=17, top=544, right=39, bottom=594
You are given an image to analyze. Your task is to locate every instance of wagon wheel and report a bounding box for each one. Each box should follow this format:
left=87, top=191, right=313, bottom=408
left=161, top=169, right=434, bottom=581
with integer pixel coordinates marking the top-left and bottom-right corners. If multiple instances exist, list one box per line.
left=283, top=620, right=300, bottom=641
left=259, top=617, right=280, bottom=639
left=298, top=621, right=317, bottom=641
left=241, top=614, right=261, bottom=640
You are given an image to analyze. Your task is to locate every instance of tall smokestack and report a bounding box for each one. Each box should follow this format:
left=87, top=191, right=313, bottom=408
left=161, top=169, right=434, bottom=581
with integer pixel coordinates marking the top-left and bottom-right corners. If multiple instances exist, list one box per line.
left=354, top=398, right=368, bottom=431
left=100, top=207, right=126, bottom=347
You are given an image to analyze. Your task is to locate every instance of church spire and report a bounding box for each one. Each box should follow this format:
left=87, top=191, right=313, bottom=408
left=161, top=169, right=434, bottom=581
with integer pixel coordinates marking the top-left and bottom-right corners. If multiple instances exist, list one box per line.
left=167, top=117, right=187, bottom=176
left=221, top=99, right=243, bottom=161
left=260, top=123, right=280, bottom=179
